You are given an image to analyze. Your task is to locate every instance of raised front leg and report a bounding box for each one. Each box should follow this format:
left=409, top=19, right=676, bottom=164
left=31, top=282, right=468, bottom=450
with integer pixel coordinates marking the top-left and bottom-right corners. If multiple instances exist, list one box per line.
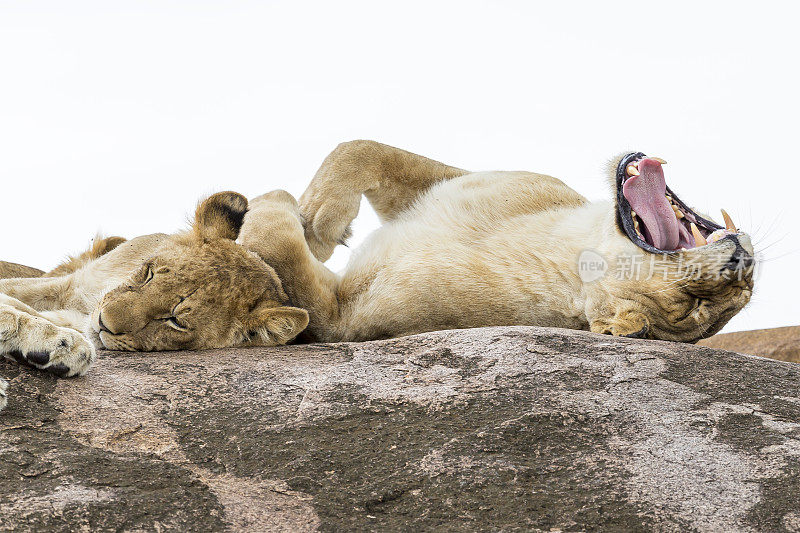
left=0, top=296, right=95, bottom=377
left=240, top=191, right=341, bottom=342
left=299, top=140, right=468, bottom=261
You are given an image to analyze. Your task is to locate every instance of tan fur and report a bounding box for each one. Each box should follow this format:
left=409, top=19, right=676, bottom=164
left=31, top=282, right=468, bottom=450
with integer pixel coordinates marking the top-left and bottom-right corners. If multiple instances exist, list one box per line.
left=0, top=261, right=44, bottom=279
left=45, top=235, right=127, bottom=277
left=242, top=140, right=754, bottom=345
left=0, top=236, right=126, bottom=281
left=0, top=192, right=308, bottom=386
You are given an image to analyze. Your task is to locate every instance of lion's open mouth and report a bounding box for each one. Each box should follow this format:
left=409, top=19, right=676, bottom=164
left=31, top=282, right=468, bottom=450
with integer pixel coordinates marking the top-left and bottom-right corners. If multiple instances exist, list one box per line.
left=615, top=152, right=738, bottom=253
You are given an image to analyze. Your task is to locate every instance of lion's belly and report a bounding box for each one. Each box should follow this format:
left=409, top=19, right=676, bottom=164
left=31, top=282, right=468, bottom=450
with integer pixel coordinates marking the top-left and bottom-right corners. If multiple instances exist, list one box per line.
left=336, top=179, right=595, bottom=341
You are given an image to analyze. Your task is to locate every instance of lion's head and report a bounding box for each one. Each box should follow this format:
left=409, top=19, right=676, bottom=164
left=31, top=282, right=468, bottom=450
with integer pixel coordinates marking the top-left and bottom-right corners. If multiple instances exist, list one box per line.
left=588, top=153, right=755, bottom=342
left=89, top=192, right=309, bottom=351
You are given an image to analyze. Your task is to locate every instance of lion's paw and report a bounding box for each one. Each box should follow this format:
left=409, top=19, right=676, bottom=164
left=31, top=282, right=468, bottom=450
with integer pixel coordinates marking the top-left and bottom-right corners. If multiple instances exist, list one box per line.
left=300, top=194, right=359, bottom=262
left=0, top=307, right=96, bottom=377
left=590, top=310, right=651, bottom=339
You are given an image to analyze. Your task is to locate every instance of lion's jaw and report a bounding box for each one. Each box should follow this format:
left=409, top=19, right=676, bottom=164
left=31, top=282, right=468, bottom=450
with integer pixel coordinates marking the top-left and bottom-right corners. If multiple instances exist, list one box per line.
left=576, top=155, right=755, bottom=342
left=581, top=220, right=754, bottom=342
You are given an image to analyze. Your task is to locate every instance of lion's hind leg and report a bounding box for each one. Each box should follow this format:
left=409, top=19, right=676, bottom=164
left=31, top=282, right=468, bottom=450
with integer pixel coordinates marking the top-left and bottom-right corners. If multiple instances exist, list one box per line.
left=0, top=296, right=95, bottom=378
left=0, top=261, right=44, bottom=280
left=1, top=235, right=126, bottom=281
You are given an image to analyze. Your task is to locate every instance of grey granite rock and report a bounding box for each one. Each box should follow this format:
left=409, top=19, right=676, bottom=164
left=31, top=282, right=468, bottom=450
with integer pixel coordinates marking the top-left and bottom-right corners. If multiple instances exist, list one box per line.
left=1, top=326, right=799, bottom=532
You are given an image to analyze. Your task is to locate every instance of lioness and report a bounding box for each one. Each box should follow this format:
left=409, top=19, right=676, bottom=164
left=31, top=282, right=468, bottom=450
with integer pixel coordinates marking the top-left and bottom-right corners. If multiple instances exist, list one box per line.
left=241, top=141, right=753, bottom=346
left=0, top=141, right=754, bottom=412
left=0, top=192, right=309, bottom=410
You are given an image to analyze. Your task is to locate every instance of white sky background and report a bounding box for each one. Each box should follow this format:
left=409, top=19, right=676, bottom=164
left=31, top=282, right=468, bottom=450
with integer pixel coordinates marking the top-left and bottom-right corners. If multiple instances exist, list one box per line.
left=0, top=1, right=798, bottom=333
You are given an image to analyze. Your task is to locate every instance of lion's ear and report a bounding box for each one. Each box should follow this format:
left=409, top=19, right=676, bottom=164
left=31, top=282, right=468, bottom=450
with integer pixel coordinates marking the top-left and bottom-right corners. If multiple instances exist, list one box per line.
left=246, top=304, right=309, bottom=345
left=194, top=191, right=248, bottom=241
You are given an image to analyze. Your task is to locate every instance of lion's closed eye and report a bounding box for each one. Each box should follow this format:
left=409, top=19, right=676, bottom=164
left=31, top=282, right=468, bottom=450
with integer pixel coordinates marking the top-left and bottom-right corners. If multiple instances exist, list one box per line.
left=672, top=297, right=703, bottom=322
left=164, top=316, right=189, bottom=331
left=685, top=297, right=714, bottom=326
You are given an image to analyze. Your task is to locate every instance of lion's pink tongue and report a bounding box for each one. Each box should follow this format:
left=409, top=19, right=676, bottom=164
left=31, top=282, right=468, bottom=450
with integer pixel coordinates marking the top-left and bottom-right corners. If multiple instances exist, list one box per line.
left=622, top=158, right=680, bottom=250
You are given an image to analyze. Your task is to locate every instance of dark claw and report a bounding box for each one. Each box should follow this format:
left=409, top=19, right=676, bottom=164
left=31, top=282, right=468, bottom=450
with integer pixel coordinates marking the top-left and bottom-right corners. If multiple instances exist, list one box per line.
left=9, top=350, right=31, bottom=366
left=624, top=325, right=650, bottom=339
left=47, top=363, right=71, bottom=377
left=26, top=351, right=50, bottom=365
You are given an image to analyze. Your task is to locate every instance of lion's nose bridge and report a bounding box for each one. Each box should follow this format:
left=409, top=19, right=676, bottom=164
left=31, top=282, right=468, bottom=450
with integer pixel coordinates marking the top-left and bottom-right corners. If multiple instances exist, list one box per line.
left=100, top=291, right=151, bottom=334
left=722, top=236, right=755, bottom=271
left=724, top=249, right=754, bottom=270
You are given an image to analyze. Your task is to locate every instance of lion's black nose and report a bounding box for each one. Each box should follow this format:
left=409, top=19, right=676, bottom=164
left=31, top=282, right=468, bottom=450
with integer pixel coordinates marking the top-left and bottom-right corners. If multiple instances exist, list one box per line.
left=723, top=247, right=754, bottom=271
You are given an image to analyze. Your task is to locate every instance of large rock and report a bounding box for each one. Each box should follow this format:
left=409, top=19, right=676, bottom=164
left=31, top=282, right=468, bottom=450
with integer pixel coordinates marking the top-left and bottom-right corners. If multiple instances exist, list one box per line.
left=699, top=326, right=800, bottom=363
left=1, top=326, right=799, bottom=532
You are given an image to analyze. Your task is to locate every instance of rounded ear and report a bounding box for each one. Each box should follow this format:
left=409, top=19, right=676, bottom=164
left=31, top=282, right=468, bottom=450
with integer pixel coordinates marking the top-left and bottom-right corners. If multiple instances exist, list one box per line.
left=194, top=191, right=249, bottom=241
left=246, top=305, right=309, bottom=345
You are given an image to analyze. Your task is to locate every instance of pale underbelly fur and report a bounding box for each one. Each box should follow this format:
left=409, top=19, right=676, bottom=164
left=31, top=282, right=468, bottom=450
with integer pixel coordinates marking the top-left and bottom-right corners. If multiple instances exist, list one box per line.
left=334, top=172, right=614, bottom=340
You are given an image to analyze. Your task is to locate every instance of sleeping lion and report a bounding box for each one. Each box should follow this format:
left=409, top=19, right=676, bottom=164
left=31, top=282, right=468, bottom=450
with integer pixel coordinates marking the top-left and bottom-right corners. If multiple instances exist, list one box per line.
left=0, top=141, right=754, bottom=411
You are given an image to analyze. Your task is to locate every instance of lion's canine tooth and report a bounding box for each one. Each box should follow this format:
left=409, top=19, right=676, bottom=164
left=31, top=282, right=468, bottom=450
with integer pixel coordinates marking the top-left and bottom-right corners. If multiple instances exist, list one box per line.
left=720, top=209, right=737, bottom=232
left=651, top=157, right=667, bottom=164
left=626, top=164, right=640, bottom=176
left=690, top=223, right=707, bottom=247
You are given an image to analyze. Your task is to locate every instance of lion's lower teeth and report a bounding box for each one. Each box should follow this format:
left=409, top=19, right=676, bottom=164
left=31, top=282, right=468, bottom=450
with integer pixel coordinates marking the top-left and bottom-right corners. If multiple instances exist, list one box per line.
left=631, top=211, right=642, bottom=235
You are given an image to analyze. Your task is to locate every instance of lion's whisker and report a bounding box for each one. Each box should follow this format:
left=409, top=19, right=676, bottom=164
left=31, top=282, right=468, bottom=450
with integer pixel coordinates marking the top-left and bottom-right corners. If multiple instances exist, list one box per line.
left=753, top=250, right=800, bottom=263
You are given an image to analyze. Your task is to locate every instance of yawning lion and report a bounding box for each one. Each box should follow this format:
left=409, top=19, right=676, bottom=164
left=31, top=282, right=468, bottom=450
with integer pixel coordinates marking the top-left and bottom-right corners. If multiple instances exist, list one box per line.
left=242, top=141, right=754, bottom=345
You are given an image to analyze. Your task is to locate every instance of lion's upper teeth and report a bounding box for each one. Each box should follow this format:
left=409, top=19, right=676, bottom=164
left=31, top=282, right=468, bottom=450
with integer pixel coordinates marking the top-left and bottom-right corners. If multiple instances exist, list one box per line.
left=651, top=157, right=667, bottom=164
left=720, top=209, right=737, bottom=232
left=672, top=204, right=684, bottom=219
left=626, top=164, right=640, bottom=176
left=690, top=223, right=707, bottom=247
